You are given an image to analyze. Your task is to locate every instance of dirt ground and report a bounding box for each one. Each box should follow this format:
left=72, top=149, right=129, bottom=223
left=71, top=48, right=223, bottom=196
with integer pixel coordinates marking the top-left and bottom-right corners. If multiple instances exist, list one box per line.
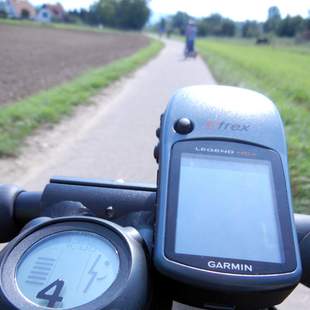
left=0, top=24, right=149, bottom=105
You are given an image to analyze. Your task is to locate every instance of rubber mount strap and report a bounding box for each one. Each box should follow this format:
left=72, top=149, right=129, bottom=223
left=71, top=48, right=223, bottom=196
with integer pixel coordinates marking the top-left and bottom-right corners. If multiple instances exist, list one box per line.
left=0, top=184, right=24, bottom=242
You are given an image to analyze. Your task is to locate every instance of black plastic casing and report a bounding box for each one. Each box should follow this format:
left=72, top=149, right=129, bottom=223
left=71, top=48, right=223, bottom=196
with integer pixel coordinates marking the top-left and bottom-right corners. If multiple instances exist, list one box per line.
left=0, top=217, right=150, bottom=310
left=154, top=86, right=302, bottom=309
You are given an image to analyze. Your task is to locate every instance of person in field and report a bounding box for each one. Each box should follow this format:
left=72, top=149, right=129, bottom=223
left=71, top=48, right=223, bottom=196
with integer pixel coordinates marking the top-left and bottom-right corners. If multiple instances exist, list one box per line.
left=185, top=20, right=197, bottom=56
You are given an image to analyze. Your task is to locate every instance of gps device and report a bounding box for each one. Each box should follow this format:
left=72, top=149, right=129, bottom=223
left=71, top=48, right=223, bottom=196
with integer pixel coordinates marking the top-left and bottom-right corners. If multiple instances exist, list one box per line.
left=154, top=85, right=301, bottom=308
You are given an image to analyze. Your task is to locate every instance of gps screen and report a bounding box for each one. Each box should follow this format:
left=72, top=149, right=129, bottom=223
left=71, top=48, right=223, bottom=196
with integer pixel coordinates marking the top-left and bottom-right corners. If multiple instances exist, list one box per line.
left=175, top=153, right=284, bottom=264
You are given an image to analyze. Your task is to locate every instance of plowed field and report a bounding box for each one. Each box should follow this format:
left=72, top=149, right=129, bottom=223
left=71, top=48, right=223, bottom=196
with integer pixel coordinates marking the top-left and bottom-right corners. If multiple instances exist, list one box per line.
left=0, top=24, right=148, bottom=105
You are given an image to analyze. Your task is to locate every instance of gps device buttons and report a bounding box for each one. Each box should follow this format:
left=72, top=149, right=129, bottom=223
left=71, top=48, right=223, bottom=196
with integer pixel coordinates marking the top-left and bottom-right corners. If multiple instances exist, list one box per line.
left=156, top=128, right=160, bottom=138
left=174, top=118, right=194, bottom=135
left=154, top=144, right=159, bottom=163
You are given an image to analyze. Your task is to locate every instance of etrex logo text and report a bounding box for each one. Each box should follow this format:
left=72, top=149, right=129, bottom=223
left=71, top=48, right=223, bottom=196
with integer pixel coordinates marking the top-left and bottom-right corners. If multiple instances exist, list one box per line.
left=206, top=120, right=250, bottom=132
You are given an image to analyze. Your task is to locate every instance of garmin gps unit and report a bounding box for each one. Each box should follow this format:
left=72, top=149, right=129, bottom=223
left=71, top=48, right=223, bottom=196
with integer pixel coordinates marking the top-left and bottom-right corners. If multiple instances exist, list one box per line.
left=154, top=85, right=301, bottom=309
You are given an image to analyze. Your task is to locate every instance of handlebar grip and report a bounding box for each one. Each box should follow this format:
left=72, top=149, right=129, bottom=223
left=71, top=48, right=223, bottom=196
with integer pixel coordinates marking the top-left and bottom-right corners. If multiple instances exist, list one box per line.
left=295, top=214, right=310, bottom=288
left=15, top=191, right=42, bottom=223
left=0, top=184, right=24, bottom=242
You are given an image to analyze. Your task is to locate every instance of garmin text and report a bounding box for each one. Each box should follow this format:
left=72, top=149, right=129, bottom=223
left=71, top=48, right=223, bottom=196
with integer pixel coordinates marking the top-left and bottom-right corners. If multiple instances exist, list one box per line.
left=208, top=261, right=253, bottom=272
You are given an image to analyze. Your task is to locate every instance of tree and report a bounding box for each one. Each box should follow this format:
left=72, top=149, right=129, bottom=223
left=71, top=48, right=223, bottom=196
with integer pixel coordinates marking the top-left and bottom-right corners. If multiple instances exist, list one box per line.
left=268, top=6, right=281, bottom=19
left=264, top=6, right=281, bottom=33
left=0, top=1, right=7, bottom=18
left=221, top=19, right=236, bottom=36
left=197, top=19, right=208, bottom=36
left=96, top=0, right=118, bottom=27
left=93, top=0, right=150, bottom=30
left=87, top=4, right=102, bottom=25
left=197, top=14, right=235, bottom=37
left=159, top=17, right=166, bottom=29
left=67, top=7, right=100, bottom=25
left=204, top=14, right=223, bottom=36
left=303, top=17, right=310, bottom=31
left=242, top=20, right=260, bottom=38
left=172, top=11, right=190, bottom=34
left=277, top=15, right=304, bottom=37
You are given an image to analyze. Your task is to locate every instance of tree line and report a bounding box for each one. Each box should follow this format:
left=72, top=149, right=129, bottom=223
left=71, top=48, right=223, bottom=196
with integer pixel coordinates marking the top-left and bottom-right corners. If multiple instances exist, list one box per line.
left=66, top=2, right=310, bottom=39
left=242, top=7, right=310, bottom=38
left=68, top=0, right=150, bottom=30
left=157, top=7, right=310, bottom=39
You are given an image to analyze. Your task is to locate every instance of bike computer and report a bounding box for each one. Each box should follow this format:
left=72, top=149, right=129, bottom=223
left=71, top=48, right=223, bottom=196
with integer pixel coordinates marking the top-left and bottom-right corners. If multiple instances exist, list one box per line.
left=0, top=217, right=149, bottom=310
left=154, top=85, right=301, bottom=309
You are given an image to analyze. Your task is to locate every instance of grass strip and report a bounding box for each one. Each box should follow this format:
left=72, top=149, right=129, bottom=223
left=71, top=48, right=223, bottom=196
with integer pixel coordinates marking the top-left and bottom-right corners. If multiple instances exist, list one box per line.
left=0, top=39, right=163, bottom=157
left=197, top=39, right=310, bottom=213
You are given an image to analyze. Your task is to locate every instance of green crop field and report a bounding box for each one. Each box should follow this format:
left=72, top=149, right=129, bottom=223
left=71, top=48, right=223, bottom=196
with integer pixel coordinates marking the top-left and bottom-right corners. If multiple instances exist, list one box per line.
left=198, top=39, right=310, bottom=214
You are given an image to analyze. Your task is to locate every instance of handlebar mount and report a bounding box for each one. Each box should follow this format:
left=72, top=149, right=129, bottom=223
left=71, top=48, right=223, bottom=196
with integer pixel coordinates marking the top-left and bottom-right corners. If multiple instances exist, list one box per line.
left=0, top=177, right=309, bottom=310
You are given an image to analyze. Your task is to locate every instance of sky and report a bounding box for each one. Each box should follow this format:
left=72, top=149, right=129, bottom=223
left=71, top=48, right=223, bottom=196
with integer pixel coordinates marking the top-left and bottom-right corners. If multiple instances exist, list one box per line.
left=30, top=0, right=310, bottom=22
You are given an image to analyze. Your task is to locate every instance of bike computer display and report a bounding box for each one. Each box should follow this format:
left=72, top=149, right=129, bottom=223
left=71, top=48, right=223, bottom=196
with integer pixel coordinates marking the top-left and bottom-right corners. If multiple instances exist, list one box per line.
left=16, top=231, right=120, bottom=309
left=154, top=86, right=301, bottom=308
left=0, top=217, right=149, bottom=310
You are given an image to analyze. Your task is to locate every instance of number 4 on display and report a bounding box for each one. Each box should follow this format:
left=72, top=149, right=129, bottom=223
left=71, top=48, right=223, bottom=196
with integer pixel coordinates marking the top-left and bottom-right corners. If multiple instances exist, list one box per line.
left=36, top=279, right=64, bottom=308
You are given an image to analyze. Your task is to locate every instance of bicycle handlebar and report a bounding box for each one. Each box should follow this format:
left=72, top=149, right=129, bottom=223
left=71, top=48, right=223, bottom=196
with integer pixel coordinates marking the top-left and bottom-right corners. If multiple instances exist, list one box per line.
left=1, top=176, right=310, bottom=288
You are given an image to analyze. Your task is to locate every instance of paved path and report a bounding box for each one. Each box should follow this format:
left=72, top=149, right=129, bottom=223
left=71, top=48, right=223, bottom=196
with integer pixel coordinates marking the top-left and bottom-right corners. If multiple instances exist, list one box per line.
left=5, top=39, right=215, bottom=190
left=1, top=39, right=308, bottom=309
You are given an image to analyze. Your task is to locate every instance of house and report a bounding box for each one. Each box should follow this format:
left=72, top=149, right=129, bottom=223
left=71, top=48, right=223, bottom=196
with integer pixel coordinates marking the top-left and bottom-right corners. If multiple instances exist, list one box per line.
left=6, top=0, right=36, bottom=19
left=36, top=4, right=52, bottom=23
left=47, top=3, right=65, bottom=21
left=37, top=3, right=65, bottom=23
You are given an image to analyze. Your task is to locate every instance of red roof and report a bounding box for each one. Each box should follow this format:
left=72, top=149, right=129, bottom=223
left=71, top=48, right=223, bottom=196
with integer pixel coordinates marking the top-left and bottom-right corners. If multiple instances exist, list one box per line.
left=10, top=0, right=36, bottom=18
left=45, top=3, right=65, bottom=18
